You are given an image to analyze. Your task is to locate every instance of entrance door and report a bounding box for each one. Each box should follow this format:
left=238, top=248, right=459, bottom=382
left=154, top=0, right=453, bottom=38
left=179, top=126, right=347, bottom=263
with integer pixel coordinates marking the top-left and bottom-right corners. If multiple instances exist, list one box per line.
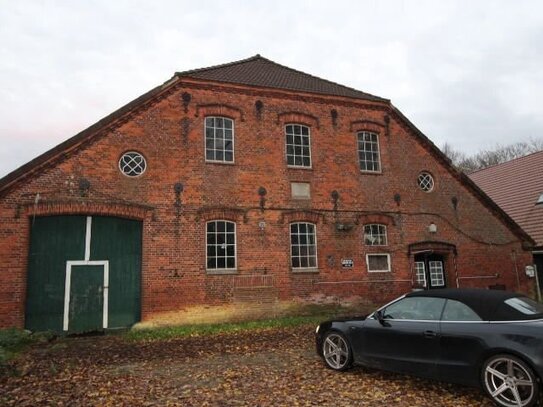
left=414, top=253, right=446, bottom=289
left=67, top=265, right=107, bottom=333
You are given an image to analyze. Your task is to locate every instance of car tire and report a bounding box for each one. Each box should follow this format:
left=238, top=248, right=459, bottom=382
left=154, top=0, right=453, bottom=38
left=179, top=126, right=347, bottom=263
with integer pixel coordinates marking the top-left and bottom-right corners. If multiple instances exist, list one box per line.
left=481, top=354, right=539, bottom=407
left=321, top=331, right=352, bottom=371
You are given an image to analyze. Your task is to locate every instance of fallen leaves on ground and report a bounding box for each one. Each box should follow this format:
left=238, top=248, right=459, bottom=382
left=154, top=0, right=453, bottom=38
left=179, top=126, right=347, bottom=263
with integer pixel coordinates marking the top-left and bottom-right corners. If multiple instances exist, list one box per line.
left=0, top=325, right=492, bottom=406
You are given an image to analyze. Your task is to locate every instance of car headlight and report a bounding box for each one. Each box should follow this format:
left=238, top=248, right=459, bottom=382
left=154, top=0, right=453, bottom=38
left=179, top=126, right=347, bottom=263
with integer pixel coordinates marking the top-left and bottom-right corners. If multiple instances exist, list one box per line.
left=315, top=325, right=320, bottom=334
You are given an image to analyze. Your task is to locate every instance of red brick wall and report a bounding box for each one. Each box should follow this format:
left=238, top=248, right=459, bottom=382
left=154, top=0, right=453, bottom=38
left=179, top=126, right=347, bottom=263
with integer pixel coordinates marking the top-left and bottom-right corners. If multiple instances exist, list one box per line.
left=0, top=79, right=535, bottom=328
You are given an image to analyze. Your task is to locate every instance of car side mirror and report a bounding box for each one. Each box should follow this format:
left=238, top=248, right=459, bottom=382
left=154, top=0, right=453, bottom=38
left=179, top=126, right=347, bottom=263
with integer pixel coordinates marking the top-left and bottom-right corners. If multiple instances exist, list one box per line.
left=375, top=310, right=390, bottom=327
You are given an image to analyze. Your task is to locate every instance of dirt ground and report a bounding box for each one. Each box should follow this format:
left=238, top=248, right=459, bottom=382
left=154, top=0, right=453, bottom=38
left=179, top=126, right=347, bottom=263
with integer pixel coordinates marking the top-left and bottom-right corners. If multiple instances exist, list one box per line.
left=1, top=325, right=493, bottom=406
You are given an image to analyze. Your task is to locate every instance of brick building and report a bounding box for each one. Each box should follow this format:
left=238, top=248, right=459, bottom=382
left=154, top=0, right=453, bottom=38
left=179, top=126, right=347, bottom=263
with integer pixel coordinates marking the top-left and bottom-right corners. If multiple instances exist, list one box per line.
left=0, top=55, right=536, bottom=333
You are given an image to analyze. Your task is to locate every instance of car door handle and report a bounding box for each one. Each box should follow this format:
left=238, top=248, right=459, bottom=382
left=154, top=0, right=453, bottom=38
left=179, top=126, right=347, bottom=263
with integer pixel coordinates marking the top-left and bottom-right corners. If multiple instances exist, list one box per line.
left=423, top=330, right=438, bottom=338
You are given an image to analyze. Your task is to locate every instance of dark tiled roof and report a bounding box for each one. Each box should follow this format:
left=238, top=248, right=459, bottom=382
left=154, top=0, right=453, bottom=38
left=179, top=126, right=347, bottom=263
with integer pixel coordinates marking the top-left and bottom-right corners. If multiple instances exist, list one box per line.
left=469, top=151, right=543, bottom=247
left=176, top=55, right=387, bottom=102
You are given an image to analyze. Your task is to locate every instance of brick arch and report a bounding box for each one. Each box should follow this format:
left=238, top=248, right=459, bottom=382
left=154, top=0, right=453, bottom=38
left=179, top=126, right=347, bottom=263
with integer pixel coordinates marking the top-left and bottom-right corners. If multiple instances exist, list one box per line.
left=195, top=104, right=245, bottom=121
left=356, top=213, right=396, bottom=226
left=350, top=119, right=385, bottom=133
left=195, top=207, right=248, bottom=223
left=21, top=200, right=152, bottom=221
left=280, top=210, right=324, bottom=224
left=277, top=111, right=320, bottom=129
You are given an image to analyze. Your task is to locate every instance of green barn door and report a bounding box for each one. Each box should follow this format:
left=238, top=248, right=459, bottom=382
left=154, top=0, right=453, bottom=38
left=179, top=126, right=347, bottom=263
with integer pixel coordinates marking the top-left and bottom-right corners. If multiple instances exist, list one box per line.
left=68, top=265, right=105, bottom=333
left=26, top=215, right=142, bottom=333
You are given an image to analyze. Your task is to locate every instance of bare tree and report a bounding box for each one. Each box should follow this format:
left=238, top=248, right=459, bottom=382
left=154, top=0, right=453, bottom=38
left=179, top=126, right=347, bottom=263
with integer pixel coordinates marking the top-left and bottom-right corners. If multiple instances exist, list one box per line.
left=441, top=138, right=543, bottom=172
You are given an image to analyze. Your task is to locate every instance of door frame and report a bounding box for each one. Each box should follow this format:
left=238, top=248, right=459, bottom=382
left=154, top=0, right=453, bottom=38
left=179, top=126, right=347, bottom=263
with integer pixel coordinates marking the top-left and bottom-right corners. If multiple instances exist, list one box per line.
left=63, top=260, right=109, bottom=332
left=408, top=241, right=457, bottom=290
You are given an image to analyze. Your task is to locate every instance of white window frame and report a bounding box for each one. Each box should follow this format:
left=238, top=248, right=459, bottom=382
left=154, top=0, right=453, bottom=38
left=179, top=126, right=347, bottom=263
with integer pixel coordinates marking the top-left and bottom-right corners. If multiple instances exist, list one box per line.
left=205, top=220, right=237, bottom=273
left=429, top=260, right=445, bottom=286
left=366, top=253, right=391, bottom=273
left=414, top=261, right=427, bottom=287
left=417, top=172, right=435, bottom=192
left=290, top=222, right=318, bottom=271
left=119, top=151, right=147, bottom=177
left=285, top=124, right=312, bottom=169
left=363, top=224, right=388, bottom=246
left=357, top=131, right=381, bottom=173
left=204, top=116, right=235, bottom=164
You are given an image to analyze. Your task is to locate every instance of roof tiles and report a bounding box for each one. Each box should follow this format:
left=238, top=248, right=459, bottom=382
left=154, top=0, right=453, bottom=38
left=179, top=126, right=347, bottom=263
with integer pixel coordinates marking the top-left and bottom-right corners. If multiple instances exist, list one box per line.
left=176, top=55, right=387, bottom=102
left=469, top=151, right=543, bottom=247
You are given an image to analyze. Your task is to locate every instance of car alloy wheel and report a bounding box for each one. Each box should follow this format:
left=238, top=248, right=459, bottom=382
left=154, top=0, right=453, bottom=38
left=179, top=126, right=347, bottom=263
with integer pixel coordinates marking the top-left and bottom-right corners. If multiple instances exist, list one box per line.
left=322, top=332, right=351, bottom=371
left=482, top=354, right=538, bottom=407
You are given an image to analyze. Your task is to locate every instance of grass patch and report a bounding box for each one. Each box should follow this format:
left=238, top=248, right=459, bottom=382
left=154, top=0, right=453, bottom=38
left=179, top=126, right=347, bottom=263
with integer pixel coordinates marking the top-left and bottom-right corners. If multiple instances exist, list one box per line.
left=0, top=328, right=54, bottom=365
left=1, top=329, right=55, bottom=376
left=126, top=314, right=331, bottom=342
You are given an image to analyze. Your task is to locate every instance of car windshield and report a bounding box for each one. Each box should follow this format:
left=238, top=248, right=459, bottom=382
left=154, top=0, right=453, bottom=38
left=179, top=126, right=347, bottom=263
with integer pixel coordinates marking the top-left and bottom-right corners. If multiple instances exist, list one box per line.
left=504, top=297, right=543, bottom=316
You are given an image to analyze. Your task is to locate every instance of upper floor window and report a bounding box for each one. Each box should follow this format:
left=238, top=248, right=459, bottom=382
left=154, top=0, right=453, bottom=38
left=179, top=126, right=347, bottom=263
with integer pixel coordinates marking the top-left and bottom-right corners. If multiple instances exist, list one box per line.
left=417, top=172, right=434, bottom=192
left=205, top=117, right=234, bottom=163
left=364, top=224, right=387, bottom=246
left=286, top=124, right=311, bottom=168
left=290, top=222, right=317, bottom=269
left=206, top=220, right=236, bottom=271
left=119, top=151, right=147, bottom=177
left=357, top=131, right=381, bottom=172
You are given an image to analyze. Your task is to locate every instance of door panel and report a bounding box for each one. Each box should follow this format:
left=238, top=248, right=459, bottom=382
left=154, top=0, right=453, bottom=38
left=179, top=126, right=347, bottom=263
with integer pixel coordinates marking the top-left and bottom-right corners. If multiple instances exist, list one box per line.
left=26, top=216, right=87, bottom=332
left=91, top=217, right=142, bottom=328
left=69, top=265, right=104, bottom=333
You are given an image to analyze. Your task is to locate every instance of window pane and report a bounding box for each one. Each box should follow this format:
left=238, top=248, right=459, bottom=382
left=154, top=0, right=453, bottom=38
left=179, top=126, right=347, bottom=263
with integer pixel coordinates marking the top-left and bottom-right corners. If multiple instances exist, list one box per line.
left=217, top=257, right=226, bottom=269
left=207, top=258, right=216, bottom=269
left=225, top=152, right=233, bottom=162
left=442, top=300, right=482, bottom=321
left=383, top=297, right=446, bottom=321
left=367, top=254, right=390, bottom=272
left=226, top=257, right=235, bottom=268
left=224, top=119, right=232, bottom=129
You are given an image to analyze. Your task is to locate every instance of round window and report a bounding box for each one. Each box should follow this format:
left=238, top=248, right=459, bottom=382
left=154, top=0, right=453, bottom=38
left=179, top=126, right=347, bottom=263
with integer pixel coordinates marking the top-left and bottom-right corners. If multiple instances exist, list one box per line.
left=119, top=151, right=147, bottom=177
left=417, top=172, right=434, bottom=192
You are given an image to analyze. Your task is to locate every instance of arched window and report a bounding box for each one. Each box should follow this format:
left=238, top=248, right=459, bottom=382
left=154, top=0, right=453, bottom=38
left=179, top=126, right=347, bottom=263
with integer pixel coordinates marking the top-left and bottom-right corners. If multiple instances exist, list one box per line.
left=206, top=220, right=236, bottom=270
left=363, top=224, right=387, bottom=246
left=285, top=124, right=311, bottom=167
left=205, top=117, right=234, bottom=163
left=357, top=131, right=381, bottom=172
left=290, top=222, right=317, bottom=269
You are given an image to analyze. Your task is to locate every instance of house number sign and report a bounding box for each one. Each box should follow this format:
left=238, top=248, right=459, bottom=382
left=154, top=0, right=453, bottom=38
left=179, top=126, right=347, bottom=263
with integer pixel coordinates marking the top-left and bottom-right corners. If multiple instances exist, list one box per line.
left=341, top=259, right=354, bottom=268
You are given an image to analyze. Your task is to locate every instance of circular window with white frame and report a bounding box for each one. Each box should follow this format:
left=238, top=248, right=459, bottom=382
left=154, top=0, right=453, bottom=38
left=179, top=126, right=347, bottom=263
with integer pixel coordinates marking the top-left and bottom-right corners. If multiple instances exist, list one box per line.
left=119, top=151, right=147, bottom=177
left=417, top=171, right=434, bottom=192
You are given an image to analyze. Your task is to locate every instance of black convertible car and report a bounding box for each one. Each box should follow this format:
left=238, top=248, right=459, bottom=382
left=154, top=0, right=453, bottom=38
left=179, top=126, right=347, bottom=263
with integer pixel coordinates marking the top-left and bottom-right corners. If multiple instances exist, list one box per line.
left=316, top=289, right=543, bottom=407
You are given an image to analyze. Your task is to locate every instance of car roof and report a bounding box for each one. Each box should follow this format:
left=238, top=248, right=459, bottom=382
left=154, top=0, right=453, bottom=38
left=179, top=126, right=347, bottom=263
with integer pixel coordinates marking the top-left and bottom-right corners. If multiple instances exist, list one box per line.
left=405, top=288, right=535, bottom=321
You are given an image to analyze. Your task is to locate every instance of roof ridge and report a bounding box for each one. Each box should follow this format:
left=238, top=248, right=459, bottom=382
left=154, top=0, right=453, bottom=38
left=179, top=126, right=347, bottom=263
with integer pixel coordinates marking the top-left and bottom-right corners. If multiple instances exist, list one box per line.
left=175, top=54, right=263, bottom=77
left=176, top=54, right=388, bottom=102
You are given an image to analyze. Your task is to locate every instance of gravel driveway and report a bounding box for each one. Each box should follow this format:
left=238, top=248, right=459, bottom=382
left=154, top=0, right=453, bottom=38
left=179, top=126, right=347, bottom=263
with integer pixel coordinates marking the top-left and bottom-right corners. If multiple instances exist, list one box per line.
left=1, top=325, right=493, bottom=406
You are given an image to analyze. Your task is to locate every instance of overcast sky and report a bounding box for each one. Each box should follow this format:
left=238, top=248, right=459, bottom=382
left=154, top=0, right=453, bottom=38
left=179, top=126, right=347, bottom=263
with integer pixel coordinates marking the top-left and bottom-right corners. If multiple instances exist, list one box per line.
left=1, top=0, right=542, bottom=177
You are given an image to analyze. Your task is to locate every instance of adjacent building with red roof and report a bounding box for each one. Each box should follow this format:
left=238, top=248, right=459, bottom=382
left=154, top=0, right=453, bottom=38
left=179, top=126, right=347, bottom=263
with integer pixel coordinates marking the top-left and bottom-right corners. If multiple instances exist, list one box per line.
left=0, top=55, right=536, bottom=332
left=470, top=151, right=543, bottom=283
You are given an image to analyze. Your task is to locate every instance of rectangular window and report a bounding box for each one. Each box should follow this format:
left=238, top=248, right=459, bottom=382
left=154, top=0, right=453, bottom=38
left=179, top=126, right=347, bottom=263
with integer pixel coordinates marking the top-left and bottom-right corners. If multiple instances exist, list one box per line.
left=415, top=261, right=426, bottom=287
left=357, top=131, right=381, bottom=172
left=206, top=220, right=236, bottom=271
left=290, top=222, right=317, bottom=270
left=286, top=124, right=311, bottom=168
left=429, top=261, right=444, bottom=286
left=205, top=117, right=234, bottom=163
left=363, top=224, right=387, bottom=245
left=366, top=253, right=391, bottom=272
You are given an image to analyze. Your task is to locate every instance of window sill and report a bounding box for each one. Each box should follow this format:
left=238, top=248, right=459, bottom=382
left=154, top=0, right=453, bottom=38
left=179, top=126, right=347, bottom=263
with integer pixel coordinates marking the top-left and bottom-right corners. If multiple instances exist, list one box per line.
left=291, top=268, right=320, bottom=274
left=205, top=160, right=235, bottom=165
left=360, top=170, right=382, bottom=175
left=206, top=269, right=238, bottom=275
left=367, top=270, right=392, bottom=273
left=287, top=165, right=313, bottom=170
